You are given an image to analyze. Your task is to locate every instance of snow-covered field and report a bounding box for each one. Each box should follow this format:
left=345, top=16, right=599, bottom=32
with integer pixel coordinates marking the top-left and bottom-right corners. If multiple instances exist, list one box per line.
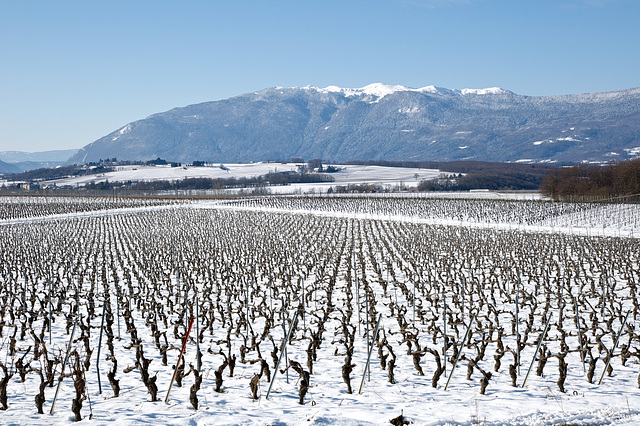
left=0, top=195, right=639, bottom=425
left=39, top=163, right=444, bottom=194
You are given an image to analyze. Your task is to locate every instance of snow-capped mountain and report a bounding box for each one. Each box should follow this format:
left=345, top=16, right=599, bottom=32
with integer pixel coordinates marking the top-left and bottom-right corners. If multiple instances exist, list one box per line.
left=68, top=84, right=640, bottom=164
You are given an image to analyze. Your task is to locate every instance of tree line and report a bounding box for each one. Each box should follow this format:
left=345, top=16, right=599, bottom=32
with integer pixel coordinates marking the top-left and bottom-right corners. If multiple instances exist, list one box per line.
left=540, top=159, right=640, bottom=200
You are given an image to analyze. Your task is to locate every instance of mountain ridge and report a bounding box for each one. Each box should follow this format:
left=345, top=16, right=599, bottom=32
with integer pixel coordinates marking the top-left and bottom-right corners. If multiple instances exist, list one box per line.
left=0, top=149, right=80, bottom=172
left=68, top=84, right=640, bottom=165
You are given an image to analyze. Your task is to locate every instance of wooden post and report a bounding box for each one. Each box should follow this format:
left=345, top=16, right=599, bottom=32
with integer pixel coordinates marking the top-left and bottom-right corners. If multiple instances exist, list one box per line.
left=165, top=317, right=195, bottom=402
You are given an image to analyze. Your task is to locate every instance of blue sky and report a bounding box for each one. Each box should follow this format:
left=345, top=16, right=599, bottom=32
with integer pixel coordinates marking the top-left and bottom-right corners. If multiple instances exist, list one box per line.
left=1, top=0, right=639, bottom=152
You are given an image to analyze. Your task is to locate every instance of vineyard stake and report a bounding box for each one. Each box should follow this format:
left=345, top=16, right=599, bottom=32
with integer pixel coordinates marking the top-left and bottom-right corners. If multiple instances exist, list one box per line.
left=96, top=296, right=107, bottom=394
left=412, top=279, right=416, bottom=324
left=115, top=279, right=121, bottom=340
left=196, top=296, right=201, bottom=372
left=245, top=277, right=249, bottom=333
left=82, top=361, right=94, bottom=419
left=281, top=298, right=289, bottom=383
left=573, top=296, right=586, bottom=374
left=443, top=290, right=447, bottom=376
left=444, top=312, right=476, bottom=391
left=165, top=316, right=195, bottom=402
left=265, top=310, right=299, bottom=400
left=516, top=278, right=520, bottom=375
left=50, top=316, right=78, bottom=414
left=355, top=258, right=361, bottom=336
left=365, top=289, right=370, bottom=381
left=75, top=279, right=80, bottom=315
left=598, top=310, right=630, bottom=385
left=601, top=272, right=606, bottom=318
left=461, top=275, right=466, bottom=324
left=302, top=278, right=306, bottom=331
left=521, top=313, right=553, bottom=388
left=48, top=280, right=53, bottom=345
left=358, top=314, right=382, bottom=394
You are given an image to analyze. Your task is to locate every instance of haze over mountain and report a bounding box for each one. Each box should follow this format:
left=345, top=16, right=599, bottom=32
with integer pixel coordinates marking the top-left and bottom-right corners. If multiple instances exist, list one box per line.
left=0, top=149, right=79, bottom=172
left=69, top=84, right=640, bottom=165
left=0, top=159, right=21, bottom=174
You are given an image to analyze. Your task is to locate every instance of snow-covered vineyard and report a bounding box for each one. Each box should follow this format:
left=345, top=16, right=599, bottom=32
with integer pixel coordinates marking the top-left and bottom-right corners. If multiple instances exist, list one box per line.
left=1, top=194, right=639, bottom=425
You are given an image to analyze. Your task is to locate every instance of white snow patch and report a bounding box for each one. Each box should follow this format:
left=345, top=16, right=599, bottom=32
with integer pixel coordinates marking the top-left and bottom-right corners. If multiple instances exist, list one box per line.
left=461, top=87, right=508, bottom=95
left=557, top=136, right=581, bottom=142
left=112, top=124, right=132, bottom=141
left=398, top=106, right=421, bottom=113
left=305, top=84, right=510, bottom=102
left=624, top=147, right=640, bottom=156
left=316, top=83, right=411, bottom=101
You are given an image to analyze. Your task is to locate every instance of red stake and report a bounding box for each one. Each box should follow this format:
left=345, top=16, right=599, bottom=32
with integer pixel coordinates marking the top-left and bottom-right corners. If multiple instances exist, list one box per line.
left=165, top=317, right=195, bottom=402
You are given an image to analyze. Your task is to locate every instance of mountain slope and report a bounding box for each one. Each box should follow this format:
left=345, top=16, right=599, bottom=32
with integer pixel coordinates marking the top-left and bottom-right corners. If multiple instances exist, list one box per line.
left=0, top=159, right=22, bottom=174
left=68, top=84, right=640, bottom=164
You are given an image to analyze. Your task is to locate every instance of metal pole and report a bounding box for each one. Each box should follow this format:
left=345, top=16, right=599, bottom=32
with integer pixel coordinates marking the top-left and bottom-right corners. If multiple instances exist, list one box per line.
left=50, top=317, right=78, bottom=414
left=358, top=314, right=383, bottom=394
left=461, top=276, right=465, bottom=324
left=281, top=298, right=289, bottom=384
left=365, top=290, right=370, bottom=381
left=115, top=279, right=121, bottom=340
left=96, top=297, right=107, bottom=394
left=521, top=313, right=553, bottom=387
left=302, top=279, right=306, bottom=331
left=49, top=280, right=53, bottom=345
left=245, top=278, right=249, bottom=333
left=444, top=312, right=476, bottom=390
left=443, top=290, right=447, bottom=376
left=413, top=279, right=416, bottom=324
left=196, top=296, right=201, bottom=372
left=516, top=279, right=520, bottom=375
left=598, top=310, right=631, bottom=385
left=574, top=296, right=586, bottom=374
left=356, top=262, right=360, bottom=335
left=265, top=310, right=299, bottom=400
